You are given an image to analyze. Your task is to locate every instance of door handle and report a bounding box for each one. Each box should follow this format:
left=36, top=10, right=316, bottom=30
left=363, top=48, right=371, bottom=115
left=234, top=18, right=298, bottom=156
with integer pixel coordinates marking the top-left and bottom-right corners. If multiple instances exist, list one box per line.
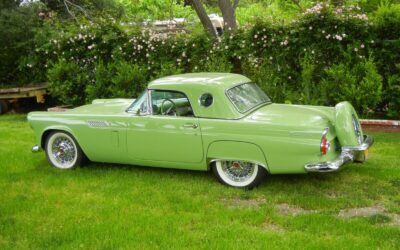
left=183, top=123, right=198, bottom=129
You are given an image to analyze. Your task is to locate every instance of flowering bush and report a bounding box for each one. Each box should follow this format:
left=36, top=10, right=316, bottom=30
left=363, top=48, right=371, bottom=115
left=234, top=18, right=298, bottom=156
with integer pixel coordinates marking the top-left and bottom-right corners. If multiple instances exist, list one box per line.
left=26, top=3, right=400, bottom=117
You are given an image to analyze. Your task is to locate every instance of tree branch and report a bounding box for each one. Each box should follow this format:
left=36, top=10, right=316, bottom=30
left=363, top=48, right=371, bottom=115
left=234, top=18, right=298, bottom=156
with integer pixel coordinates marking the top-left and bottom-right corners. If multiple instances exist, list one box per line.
left=63, top=0, right=91, bottom=20
left=232, top=0, right=239, bottom=11
left=62, top=0, right=77, bottom=21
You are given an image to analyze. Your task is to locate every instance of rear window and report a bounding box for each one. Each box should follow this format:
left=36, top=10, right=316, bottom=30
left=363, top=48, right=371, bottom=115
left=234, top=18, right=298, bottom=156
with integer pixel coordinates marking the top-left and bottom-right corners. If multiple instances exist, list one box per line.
left=226, top=82, right=271, bottom=113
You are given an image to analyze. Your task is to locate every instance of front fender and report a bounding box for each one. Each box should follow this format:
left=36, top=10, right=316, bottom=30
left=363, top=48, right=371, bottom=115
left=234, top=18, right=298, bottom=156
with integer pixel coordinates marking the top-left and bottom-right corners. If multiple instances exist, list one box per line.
left=39, top=125, right=77, bottom=148
left=206, top=140, right=269, bottom=171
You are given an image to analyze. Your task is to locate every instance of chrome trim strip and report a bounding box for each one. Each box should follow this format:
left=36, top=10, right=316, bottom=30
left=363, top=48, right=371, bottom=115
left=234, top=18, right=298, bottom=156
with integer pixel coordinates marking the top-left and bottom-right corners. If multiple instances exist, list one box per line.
left=32, top=144, right=41, bottom=152
left=304, top=135, right=374, bottom=173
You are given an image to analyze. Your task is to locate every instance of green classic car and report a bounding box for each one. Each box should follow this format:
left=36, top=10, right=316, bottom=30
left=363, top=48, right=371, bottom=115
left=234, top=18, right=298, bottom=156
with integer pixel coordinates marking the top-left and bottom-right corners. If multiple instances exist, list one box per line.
left=28, top=73, right=373, bottom=188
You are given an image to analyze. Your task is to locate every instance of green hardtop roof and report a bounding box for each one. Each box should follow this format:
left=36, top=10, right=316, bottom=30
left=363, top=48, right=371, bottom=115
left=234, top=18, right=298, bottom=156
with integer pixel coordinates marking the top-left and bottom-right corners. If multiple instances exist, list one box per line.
left=147, top=73, right=253, bottom=120
left=148, top=73, right=251, bottom=90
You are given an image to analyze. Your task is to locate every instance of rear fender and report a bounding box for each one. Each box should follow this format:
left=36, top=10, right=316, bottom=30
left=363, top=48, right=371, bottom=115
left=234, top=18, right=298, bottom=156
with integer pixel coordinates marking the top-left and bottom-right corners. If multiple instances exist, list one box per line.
left=206, top=141, right=269, bottom=171
left=335, top=101, right=363, bottom=147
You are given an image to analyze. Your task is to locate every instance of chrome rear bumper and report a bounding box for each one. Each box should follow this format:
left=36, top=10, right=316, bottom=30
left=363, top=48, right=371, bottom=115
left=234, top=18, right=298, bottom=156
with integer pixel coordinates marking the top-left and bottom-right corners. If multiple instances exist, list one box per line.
left=304, top=135, right=374, bottom=173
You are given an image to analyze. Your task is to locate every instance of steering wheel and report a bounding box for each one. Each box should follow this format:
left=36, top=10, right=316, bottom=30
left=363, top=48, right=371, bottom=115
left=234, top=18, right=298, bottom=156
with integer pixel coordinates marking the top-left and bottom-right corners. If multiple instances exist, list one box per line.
left=160, top=99, right=177, bottom=116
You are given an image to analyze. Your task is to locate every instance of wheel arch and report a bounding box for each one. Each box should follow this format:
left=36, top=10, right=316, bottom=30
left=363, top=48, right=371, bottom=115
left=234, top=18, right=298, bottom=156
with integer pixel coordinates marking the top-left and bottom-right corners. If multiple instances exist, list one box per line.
left=206, top=140, right=270, bottom=172
left=40, top=127, right=88, bottom=159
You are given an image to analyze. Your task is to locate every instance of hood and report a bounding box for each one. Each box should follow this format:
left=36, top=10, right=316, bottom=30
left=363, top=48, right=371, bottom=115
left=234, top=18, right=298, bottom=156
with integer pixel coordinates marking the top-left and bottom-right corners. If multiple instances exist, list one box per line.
left=67, top=98, right=135, bottom=115
left=247, top=103, right=335, bottom=129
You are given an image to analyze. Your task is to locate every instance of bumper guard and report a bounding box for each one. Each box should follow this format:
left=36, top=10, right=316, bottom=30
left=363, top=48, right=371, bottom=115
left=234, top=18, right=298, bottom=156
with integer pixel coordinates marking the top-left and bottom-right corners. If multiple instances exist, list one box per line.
left=32, top=144, right=41, bottom=152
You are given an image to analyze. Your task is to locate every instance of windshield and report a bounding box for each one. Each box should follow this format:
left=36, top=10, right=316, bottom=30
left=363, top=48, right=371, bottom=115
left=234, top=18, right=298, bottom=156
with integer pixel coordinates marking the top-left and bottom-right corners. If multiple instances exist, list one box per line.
left=226, top=82, right=271, bottom=113
left=126, top=90, right=148, bottom=113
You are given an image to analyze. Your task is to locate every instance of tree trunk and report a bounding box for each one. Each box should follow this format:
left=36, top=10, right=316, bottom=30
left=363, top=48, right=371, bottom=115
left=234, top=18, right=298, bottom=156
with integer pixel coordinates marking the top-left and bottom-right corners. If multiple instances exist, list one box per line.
left=189, top=0, right=217, bottom=37
left=218, top=0, right=237, bottom=31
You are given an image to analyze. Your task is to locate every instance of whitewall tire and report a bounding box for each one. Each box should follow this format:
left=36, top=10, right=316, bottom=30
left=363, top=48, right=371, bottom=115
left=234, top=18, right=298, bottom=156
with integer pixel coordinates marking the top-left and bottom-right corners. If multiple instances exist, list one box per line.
left=45, top=131, right=84, bottom=169
left=212, top=160, right=267, bottom=189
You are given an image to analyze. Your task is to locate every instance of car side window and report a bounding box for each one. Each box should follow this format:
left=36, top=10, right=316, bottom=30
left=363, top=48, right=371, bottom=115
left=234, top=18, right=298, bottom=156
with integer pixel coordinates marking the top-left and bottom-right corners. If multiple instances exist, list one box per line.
left=151, top=90, right=194, bottom=117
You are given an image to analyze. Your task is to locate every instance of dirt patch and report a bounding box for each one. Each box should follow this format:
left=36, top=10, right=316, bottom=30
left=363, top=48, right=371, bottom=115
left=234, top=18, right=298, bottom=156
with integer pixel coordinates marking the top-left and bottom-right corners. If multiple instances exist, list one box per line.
left=221, top=197, right=266, bottom=208
left=275, top=203, right=317, bottom=216
left=261, top=221, right=285, bottom=232
left=338, top=206, right=400, bottom=226
left=338, top=205, right=385, bottom=218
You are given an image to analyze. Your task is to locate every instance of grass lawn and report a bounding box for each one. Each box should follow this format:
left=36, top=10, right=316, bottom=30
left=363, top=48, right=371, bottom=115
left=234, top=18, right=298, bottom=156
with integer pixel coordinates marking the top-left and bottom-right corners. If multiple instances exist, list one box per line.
left=0, top=114, right=399, bottom=249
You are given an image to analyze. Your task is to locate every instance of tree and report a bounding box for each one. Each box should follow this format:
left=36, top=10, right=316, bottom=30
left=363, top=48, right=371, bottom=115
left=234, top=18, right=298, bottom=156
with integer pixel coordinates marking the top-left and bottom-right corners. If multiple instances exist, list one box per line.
left=186, top=0, right=239, bottom=37
left=219, top=0, right=237, bottom=31
left=188, top=0, right=217, bottom=37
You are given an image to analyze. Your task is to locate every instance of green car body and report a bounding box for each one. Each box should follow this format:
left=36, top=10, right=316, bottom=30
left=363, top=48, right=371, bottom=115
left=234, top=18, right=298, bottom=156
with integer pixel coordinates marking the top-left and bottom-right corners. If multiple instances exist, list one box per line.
left=28, top=73, right=373, bottom=183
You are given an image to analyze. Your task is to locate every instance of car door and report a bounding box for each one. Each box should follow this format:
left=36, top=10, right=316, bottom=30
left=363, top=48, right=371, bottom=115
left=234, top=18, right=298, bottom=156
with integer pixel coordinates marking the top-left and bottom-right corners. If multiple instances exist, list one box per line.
left=126, top=89, right=203, bottom=163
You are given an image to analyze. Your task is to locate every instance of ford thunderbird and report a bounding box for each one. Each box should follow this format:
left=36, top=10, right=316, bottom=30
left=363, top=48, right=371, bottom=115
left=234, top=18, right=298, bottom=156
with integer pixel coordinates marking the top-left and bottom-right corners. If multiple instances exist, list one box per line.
left=28, top=73, right=373, bottom=188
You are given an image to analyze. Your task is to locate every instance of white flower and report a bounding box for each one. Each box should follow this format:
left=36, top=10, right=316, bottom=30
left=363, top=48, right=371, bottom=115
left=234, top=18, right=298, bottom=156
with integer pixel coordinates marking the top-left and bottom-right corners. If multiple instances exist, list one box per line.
left=288, top=76, right=292, bottom=79
left=254, top=34, right=258, bottom=39
left=309, top=26, right=313, bottom=30
left=354, top=48, right=358, bottom=52
left=360, top=44, right=365, bottom=48
left=269, top=56, right=273, bottom=60
left=225, top=45, right=229, bottom=49
left=322, top=30, right=325, bottom=34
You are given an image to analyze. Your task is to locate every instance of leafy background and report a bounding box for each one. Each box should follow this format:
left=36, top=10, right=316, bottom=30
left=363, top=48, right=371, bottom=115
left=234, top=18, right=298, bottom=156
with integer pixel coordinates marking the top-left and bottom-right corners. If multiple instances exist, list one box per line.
left=1, top=0, right=399, bottom=118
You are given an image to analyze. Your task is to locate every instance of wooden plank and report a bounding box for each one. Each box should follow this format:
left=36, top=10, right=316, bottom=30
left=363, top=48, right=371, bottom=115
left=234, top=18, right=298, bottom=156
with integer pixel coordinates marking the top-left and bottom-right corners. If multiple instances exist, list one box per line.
left=0, top=83, right=48, bottom=94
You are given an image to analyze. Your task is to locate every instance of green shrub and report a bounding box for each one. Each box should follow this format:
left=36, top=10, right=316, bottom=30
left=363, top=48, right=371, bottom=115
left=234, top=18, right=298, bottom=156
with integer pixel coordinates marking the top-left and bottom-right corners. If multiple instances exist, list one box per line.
left=47, top=60, right=88, bottom=105
left=385, top=73, right=400, bottom=118
left=20, top=2, right=399, bottom=118
left=322, top=57, right=382, bottom=116
left=86, top=60, right=148, bottom=102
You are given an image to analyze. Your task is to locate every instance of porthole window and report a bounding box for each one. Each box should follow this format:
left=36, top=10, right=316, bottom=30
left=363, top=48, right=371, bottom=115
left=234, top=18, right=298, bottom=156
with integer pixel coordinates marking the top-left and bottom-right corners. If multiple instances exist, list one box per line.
left=199, top=93, right=213, bottom=108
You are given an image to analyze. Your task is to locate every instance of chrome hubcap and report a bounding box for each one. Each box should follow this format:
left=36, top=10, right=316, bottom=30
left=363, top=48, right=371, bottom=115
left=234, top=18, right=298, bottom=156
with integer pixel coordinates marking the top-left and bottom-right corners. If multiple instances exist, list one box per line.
left=51, top=136, right=76, bottom=166
left=221, top=161, right=255, bottom=183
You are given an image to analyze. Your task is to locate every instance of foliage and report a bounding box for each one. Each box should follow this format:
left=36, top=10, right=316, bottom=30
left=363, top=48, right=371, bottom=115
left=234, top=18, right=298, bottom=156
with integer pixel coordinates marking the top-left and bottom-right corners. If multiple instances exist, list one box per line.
left=86, top=60, right=148, bottom=102
left=0, top=1, right=44, bottom=86
left=322, top=57, right=383, bottom=116
left=2, top=1, right=400, bottom=118
left=47, top=60, right=88, bottom=105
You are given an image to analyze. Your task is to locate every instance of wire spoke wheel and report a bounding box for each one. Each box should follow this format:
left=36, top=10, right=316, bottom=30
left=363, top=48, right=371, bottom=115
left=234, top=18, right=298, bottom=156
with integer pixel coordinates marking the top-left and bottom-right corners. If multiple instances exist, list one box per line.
left=213, top=160, right=266, bottom=188
left=46, top=132, right=82, bottom=169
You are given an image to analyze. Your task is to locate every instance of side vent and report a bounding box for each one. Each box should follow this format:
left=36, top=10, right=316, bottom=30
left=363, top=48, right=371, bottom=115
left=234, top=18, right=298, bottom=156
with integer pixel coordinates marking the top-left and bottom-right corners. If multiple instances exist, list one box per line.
left=87, top=120, right=109, bottom=127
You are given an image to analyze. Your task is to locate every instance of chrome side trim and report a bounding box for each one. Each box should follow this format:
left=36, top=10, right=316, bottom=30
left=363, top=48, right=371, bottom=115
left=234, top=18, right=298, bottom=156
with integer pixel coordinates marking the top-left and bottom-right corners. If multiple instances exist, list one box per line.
left=32, top=144, right=41, bottom=152
left=304, top=135, right=374, bottom=173
left=209, top=158, right=269, bottom=172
